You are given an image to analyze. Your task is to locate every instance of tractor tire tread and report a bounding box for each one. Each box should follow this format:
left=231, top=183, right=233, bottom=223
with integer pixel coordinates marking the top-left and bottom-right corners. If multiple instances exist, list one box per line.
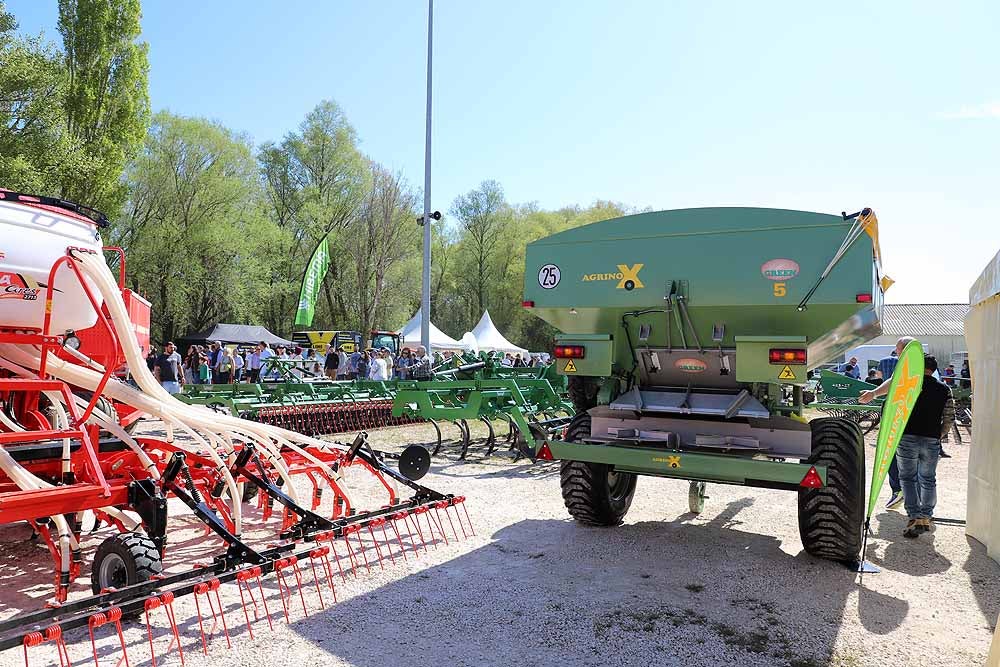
left=797, top=417, right=864, bottom=563
left=559, top=413, right=636, bottom=527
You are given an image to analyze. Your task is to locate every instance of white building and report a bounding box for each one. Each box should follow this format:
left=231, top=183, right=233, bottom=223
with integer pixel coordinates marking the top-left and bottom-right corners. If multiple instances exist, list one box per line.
left=867, top=303, right=968, bottom=365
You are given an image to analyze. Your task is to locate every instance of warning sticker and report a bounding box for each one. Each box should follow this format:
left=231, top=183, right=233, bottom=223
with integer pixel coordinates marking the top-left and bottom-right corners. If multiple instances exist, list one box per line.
left=778, top=365, right=796, bottom=380
left=563, top=359, right=577, bottom=373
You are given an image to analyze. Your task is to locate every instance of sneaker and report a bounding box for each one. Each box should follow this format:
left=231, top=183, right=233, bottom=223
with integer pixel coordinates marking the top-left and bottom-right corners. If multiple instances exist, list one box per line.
left=940, top=450, right=952, bottom=459
left=903, top=520, right=923, bottom=538
left=886, top=491, right=905, bottom=510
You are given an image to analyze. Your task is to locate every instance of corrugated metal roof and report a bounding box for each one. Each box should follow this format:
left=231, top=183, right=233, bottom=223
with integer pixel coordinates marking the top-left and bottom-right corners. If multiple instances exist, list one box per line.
left=882, top=304, right=968, bottom=336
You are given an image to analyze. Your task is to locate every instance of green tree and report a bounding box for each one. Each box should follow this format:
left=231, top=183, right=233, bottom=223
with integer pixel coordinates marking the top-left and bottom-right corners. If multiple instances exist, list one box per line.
left=0, top=3, right=76, bottom=193
left=450, top=180, right=510, bottom=323
left=259, top=100, right=369, bottom=334
left=113, top=112, right=279, bottom=343
left=57, top=0, right=150, bottom=215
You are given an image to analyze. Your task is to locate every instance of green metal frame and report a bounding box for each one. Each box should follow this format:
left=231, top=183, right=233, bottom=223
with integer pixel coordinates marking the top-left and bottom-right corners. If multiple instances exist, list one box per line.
left=549, top=440, right=826, bottom=489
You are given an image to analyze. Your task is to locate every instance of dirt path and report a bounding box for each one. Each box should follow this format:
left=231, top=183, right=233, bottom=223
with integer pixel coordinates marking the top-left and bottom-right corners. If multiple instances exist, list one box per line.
left=1, top=420, right=997, bottom=666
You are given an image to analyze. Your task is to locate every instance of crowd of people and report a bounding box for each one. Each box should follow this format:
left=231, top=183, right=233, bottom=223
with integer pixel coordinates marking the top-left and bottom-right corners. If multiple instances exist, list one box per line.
left=147, top=341, right=552, bottom=393
left=835, top=355, right=971, bottom=388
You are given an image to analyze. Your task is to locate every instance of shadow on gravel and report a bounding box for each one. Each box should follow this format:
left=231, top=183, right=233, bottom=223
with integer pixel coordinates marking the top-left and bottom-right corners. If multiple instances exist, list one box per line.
left=964, top=536, right=1000, bottom=634
left=288, top=499, right=880, bottom=667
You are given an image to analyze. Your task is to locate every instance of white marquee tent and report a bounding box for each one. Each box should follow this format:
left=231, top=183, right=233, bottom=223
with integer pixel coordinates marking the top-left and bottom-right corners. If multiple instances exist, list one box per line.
left=467, top=310, right=527, bottom=355
left=397, top=309, right=471, bottom=351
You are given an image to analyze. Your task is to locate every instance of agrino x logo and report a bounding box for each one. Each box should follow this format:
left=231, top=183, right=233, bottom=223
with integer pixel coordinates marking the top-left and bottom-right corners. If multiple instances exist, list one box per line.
left=582, top=264, right=644, bottom=291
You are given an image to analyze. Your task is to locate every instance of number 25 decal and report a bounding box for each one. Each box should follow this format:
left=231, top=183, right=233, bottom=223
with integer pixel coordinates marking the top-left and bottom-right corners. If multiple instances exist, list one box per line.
left=773, top=282, right=786, bottom=297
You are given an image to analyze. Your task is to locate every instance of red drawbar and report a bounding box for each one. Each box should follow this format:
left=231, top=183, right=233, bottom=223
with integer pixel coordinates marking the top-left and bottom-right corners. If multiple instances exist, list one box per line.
left=799, top=466, right=823, bottom=488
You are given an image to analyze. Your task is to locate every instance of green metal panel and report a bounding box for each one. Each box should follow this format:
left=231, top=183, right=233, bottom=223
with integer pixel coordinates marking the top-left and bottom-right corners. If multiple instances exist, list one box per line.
left=553, top=333, right=613, bottom=377
left=523, top=207, right=883, bottom=373
left=735, top=335, right=808, bottom=385
left=547, top=440, right=827, bottom=488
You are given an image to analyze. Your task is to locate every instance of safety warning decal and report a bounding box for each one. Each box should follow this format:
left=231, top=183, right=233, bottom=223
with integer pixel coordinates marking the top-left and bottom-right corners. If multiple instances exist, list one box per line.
left=563, top=359, right=577, bottom=373
left=778, top=365, right=796, bottom=380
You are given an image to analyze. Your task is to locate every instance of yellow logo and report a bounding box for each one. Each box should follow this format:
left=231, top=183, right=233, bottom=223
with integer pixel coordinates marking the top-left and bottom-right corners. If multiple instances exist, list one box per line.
left=563, top=359, right=577, bottom=373
left=581, top=263, right=644, bottom=290
left=666, top=455, right=681, bottom=469
left=778, top=365, right=796, bottom=380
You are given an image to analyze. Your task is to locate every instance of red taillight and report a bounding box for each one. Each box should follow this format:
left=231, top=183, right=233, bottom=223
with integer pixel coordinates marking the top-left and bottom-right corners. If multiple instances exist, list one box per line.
left=522, top=300, right=535, bottom=308
left=769, top=348, right=807, bottom=364
left=856, top=293, right=872, bottom=303
left=536, top=442, right=554, bottom=461
left=554, top=345, right=585, bottom=359
left=799, top=466, right=823, bottom=488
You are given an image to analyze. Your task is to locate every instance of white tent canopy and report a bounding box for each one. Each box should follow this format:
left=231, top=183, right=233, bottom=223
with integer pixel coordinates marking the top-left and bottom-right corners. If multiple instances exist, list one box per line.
left=467, top=310, right=527, bottom=355
left=397, top=309, right=471, bottom=351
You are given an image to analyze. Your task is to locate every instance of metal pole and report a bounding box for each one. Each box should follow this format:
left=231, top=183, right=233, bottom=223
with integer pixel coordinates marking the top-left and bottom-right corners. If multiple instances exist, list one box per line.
left=420, top=0, right=433, bottom=353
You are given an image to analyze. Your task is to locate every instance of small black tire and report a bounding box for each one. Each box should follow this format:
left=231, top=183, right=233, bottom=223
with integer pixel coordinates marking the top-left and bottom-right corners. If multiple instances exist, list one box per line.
left=560, top=413, right=636, bottom=526
left=567, top=376, right=599, bottom=414
left=798, top=417, right=864, bottom=563
left=91, top=532, right=162, bottom=594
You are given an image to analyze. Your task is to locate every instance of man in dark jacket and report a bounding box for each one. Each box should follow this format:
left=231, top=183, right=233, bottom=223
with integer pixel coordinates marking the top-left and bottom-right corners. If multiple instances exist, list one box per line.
left=894, top=355, right=955, bottom=537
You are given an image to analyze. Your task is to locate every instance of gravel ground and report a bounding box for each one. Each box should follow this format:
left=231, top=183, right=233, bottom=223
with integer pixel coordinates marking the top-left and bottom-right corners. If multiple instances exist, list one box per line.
left=1, top=418, right=998, bottom=667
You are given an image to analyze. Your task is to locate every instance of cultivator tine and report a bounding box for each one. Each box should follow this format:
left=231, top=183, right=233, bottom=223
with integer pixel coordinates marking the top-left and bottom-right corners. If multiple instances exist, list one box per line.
left=452, top=496, right=475, bottom=536
left=274, top=557, right=309, bottom=621
left=339, top=526, right=362, bottom=576
left=192, top=578, right=230, bottom=654
left=307, top=546, right=337, bottom=609
left=365, top=520, right=387, bottom=569
left=143, top=592, right=184, bottom=667
left=23, top=625, right=70, bottom=667
left=235, top=566, right=273, bottom=639
left=88, top=607, right=128, bottom=667
left=435, top=500, right=461, bottom=541
left=371, top=517, right=396, bottom=565
left=347, top=525, right=372, bottom=573
left=411, top=506, right=438, bottom=549
left=389, top=511, right=411, bottom=560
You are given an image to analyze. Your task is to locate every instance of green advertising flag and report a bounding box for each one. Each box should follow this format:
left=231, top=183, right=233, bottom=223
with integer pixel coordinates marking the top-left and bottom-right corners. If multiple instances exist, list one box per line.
left=865, top=340, right=925, bottom=519
left=294, top=236, right=331, bottom=327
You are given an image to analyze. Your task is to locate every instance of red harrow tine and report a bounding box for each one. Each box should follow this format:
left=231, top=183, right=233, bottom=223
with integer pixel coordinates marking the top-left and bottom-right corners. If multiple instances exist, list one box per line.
left=452, top=496, right=475, bottom=536
left=235, top=566, right=273, bottom=639
left=192, top=578, right=230, bottom=654
left=434, top=500, right=461, bottom=542
left=308, top=546, right=337, bottom=608
left=404, top=510, right=429, bottom=553
left=365, top=520, right=387, bottom=569
left=370, top=517, right=396, bottom=565
left=23, top=625, right=70, bottom=667
left=274, top=557, right=309, bottom=622
left=143, top=593, right=184, bottom=667
left=411, top=506, right=438, bottom=550
left=343, top=525, right=371, bottom=574
left=88, top=607, right=129, bottom=667
left=388, top=511, right=412, bottom=560
left=316, top=531, right=348, bottom=583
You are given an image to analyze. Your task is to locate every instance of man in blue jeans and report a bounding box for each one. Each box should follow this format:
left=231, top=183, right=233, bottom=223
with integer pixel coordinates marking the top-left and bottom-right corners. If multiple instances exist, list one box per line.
left=890, top=355, right=954, bottom=537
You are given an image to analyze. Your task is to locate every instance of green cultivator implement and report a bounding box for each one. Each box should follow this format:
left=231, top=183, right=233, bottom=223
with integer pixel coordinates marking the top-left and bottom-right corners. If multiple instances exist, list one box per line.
left=179, top=355, right=572, bottom=463
left=810, top=369, right=882, bottom=435
left=521, top=206, right=890, bottom=565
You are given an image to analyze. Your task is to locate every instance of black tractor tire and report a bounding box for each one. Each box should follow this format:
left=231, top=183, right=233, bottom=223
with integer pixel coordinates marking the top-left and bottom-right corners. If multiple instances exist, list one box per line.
left=560, top=413, right=636, bottom=526
left=91, top=532, right=162, bottom=594
left=567, top=376, right=599, bottom=414
left=797, top=417, right=865, bottom=563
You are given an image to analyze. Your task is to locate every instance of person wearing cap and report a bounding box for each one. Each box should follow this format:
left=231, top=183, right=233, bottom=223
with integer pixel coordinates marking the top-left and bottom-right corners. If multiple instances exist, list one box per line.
left=154, top=341, right=185, bottom=394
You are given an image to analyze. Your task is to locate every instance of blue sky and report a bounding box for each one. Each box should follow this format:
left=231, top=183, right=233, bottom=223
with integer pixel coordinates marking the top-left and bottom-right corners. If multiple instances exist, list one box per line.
left=10, top=1, right=999, bottom=304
